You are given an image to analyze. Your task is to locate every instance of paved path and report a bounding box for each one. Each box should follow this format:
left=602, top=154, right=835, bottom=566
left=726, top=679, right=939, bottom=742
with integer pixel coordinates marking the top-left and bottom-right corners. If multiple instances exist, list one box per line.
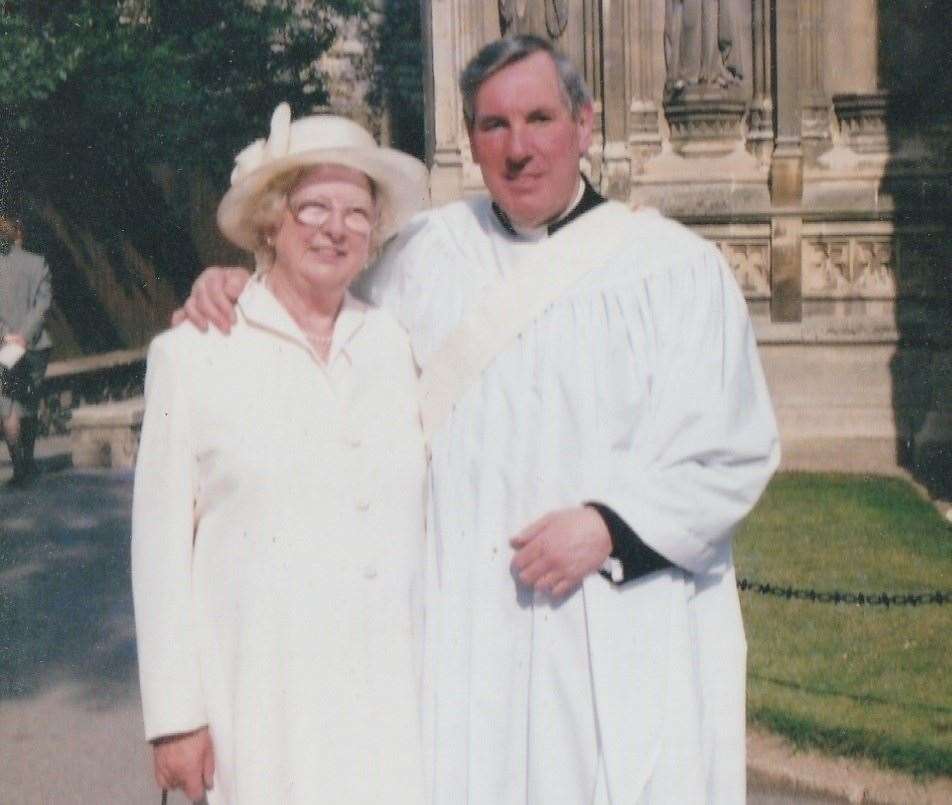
left=0, top=453, right=840, bottom=803
left=0, top=465, right=161, bottom=803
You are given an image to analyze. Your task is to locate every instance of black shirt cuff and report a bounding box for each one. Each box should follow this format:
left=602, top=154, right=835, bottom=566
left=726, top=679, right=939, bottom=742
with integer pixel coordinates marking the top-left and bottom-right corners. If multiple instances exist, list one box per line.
left=586, top=502, right=675, bottom=584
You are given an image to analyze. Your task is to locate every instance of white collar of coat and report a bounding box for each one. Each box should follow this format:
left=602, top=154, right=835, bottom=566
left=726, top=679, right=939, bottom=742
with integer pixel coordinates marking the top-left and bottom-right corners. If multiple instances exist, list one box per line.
left=237, top=274, right=368, bottom=363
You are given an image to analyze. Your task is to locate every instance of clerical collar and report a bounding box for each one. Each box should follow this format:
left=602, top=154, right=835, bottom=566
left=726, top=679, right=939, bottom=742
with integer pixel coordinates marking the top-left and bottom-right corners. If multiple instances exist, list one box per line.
left=491, top=175, right=606, bottom=239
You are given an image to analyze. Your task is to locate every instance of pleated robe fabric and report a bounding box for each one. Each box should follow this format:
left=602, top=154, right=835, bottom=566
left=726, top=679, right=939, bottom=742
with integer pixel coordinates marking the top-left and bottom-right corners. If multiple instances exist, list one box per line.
left=357, top=199, right=780, bottom=805
left=132, top=281, right=427, bottom=804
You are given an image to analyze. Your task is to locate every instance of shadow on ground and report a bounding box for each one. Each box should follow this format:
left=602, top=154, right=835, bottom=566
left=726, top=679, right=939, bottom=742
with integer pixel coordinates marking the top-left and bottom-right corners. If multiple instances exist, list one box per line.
left=0, top=469, right=138, bottom=707
left=750, top=673, right=952, bottom=717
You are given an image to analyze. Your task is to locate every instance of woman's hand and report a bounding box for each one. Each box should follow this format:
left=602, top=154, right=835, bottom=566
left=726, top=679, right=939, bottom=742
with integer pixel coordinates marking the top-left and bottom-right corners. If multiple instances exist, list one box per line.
left=152, top=726, right=215, bottom=801
left=171, top=267, right=251, bottom=333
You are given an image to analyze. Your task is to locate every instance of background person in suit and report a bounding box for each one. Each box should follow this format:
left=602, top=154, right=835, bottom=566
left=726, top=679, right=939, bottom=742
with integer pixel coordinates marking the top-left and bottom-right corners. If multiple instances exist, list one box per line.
left=0, top=214, right=53, bottom=487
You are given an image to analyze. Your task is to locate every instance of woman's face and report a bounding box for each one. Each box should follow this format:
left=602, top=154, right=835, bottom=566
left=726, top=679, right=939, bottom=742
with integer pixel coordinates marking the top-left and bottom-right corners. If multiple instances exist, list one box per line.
left=271, top=164, right=376, bottom=297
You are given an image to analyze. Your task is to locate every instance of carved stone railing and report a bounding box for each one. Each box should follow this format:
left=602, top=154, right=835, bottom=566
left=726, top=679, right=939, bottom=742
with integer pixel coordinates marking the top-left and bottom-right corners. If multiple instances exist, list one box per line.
left=37, top=347, right=147, bottom=437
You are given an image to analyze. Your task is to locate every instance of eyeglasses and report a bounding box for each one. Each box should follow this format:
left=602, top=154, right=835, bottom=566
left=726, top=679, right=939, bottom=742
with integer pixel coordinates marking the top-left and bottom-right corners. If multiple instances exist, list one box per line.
left=288, top=197, right=376, bottom=236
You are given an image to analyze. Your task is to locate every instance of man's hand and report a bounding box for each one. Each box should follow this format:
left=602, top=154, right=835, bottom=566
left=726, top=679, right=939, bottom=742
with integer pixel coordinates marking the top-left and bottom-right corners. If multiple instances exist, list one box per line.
left=152, top=726, right=215, bottom=801
left=171, top=267, right=251, bottom=333
left=3, top=333, right=27, bottom=348
left=510, top=506, right=612, bottom=599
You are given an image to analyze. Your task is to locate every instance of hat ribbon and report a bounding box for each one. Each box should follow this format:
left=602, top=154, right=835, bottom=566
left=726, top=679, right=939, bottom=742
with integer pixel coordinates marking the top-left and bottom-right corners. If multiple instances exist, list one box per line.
left=229, top=102, right=293, bottom=186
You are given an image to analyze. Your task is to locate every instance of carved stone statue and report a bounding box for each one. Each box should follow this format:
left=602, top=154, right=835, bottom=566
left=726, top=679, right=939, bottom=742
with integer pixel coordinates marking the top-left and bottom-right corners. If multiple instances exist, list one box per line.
left=664, top=0, right=743, bottom=93
left=499, top=0, right=570, bottom=40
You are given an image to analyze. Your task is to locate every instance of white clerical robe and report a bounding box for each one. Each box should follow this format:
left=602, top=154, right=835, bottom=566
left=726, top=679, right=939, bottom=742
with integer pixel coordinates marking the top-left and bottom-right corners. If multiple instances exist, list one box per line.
left=357, top=197, right=780, bottom=805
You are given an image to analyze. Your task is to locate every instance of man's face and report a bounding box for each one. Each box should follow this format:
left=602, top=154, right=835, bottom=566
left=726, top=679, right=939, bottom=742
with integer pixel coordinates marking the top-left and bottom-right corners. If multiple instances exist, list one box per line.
left=468, top=51, right=594, bottom=230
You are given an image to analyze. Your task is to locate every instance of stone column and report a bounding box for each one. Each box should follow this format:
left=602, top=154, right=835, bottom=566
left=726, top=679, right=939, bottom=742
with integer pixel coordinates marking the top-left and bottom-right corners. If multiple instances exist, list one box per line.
left=627, top=0, right=662, bottom=174
left=770, top=0, right=803, bottom=323
left=600, top=0, right=631, bottom=199
left=746, top=0, right=773, bottom=164
left=423, top=0, right=500, bottom=203
left=423, top=0, right=461, bottom=204
left=799, top=0, right=831, bottom=162
left=581, top=0, right=603, bottom=187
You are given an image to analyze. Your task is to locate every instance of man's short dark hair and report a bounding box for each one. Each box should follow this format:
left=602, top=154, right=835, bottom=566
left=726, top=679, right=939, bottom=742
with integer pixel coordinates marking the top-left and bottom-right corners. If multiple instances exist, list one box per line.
left=459, top=34, right=593, bottom=128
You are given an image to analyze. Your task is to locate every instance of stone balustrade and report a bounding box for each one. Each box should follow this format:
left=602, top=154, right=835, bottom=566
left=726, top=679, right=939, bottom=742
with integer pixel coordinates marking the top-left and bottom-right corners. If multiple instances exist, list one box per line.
left=70, top=396, right=144, bottom=470
left=37, top=347, right=146, bottom=437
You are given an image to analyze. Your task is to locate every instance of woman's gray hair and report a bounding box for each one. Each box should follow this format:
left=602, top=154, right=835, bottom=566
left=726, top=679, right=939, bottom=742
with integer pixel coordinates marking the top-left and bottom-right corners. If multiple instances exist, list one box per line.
left=250, top=169, right=305, bottom=253
left=460, top=34, right=593, bottom=128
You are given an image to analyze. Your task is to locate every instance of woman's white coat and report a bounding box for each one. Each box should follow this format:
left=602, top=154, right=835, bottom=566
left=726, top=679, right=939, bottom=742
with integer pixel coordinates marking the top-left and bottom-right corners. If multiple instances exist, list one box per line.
left=132, top=281, right=427, bottom=804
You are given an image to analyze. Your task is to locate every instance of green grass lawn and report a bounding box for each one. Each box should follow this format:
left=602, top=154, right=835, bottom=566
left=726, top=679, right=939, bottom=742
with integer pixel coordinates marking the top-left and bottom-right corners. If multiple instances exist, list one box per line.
left=734, top=472, right=952, bottom=778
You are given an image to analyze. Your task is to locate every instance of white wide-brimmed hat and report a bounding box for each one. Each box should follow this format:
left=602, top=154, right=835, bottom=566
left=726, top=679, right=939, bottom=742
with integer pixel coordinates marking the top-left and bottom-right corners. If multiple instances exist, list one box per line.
left=218, top=103, right=429, bottom=251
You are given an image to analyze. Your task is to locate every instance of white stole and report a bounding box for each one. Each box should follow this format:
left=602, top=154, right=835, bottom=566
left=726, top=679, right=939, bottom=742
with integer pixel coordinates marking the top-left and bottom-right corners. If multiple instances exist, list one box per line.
left=419, top=201, right=640, bottom=442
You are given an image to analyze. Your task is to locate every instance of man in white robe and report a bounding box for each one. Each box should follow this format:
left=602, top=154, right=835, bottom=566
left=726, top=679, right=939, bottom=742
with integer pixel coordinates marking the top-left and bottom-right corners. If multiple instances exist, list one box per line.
left=182, top=34, right=779, bottom=805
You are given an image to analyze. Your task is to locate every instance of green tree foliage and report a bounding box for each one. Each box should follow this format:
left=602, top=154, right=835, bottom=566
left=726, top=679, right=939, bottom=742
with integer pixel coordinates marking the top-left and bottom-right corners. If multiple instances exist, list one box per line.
left=0, top=0, right=366, bottom=345
left=1, top=0, right=364, bottom=192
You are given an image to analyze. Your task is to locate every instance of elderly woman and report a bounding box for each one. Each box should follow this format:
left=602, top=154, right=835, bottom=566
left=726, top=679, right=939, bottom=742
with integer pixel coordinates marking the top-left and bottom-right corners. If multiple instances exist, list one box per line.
left=131, top=106, right=429, bottom=803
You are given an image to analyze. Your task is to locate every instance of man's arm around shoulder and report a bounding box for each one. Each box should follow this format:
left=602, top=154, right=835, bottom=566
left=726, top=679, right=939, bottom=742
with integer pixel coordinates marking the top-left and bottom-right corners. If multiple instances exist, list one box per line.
left=172, top=267, right=251, bottom=333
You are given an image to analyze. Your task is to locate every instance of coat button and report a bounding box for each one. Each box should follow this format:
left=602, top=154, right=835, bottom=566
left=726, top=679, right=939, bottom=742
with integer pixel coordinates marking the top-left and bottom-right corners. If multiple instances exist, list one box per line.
left=362, top=563, right=378, bottom=580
